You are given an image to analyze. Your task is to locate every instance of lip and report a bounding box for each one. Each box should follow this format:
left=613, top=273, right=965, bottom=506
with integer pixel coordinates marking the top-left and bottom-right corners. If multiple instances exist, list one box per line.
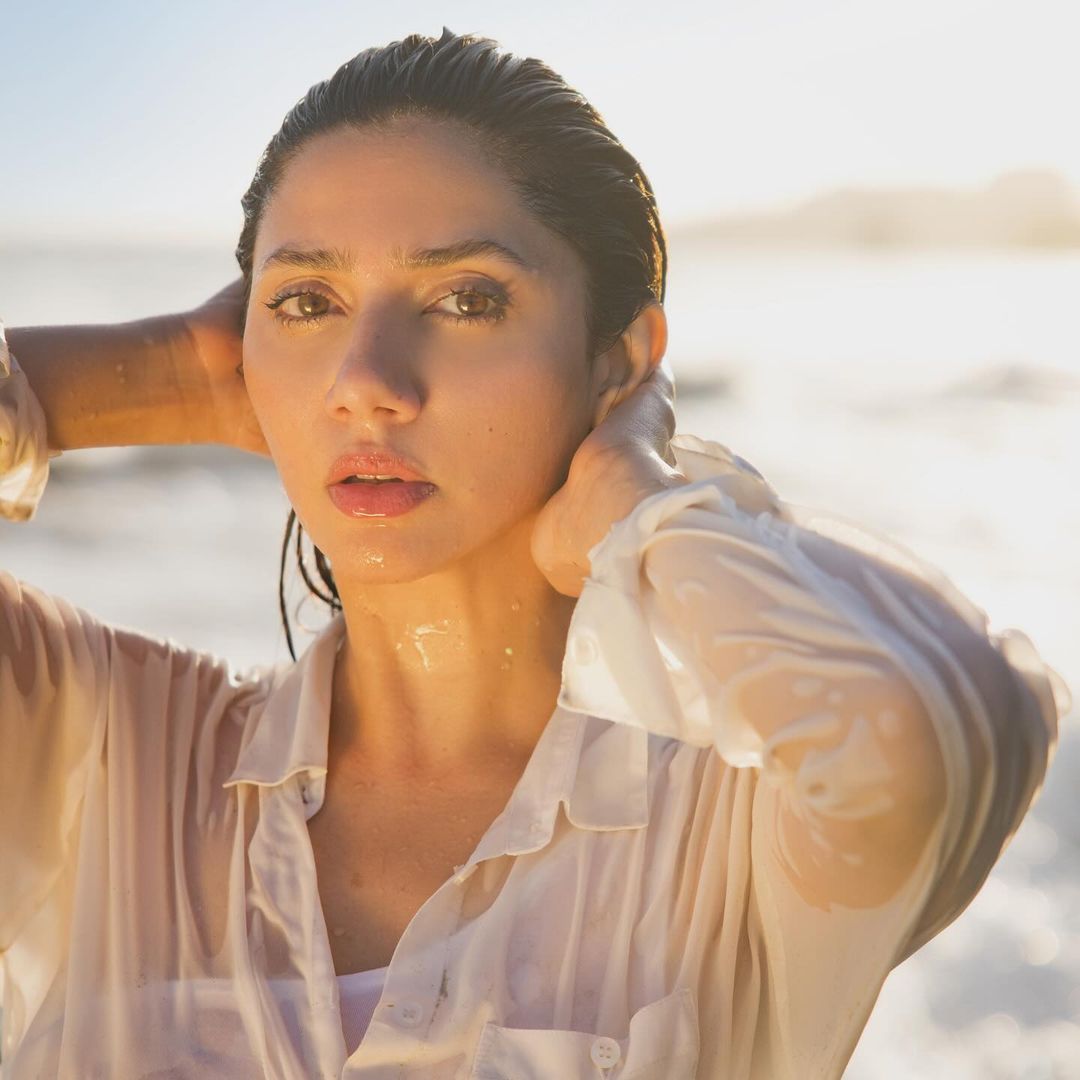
left=328, top=478, right=436, bottom=519
left=326, top=445, right=430, bottom=486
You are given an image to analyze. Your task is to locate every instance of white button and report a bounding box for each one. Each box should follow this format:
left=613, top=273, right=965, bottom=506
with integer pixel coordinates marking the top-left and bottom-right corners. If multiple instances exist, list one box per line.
left=590, top=1036, right=621, bottom=1068
left=570, top=630, right=599, bottom=666
left=397, top=1000, right=424, bottom=1027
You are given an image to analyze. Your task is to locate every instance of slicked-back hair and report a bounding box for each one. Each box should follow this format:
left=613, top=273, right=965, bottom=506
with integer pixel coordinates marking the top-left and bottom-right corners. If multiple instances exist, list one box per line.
left=235, top=28, right=667, bottom=660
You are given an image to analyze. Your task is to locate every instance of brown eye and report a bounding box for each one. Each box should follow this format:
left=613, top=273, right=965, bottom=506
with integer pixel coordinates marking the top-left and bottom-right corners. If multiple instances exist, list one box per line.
left=426, top=284, right=509, bottom=323
left=263, top=288, right=337, bottom=326
left=454, top=290, right=492, bottom=316
left=293, top=293, right=330, bottom=318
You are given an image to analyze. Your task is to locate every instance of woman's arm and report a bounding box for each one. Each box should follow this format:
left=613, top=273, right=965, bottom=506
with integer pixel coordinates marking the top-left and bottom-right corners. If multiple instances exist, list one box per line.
left=5, top=278, right=266, bottom=458
left=555, top=433, right=1066, bottom=1073
left=7, top=314, right=205, bottom=452
left=0, top=280, right=263, bottom=947
left=558, top=433, right=1065, bottom=927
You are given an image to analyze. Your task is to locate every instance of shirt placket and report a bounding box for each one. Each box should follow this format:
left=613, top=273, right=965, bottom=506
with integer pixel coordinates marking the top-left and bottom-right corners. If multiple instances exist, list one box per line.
left=237, top=776, right=344, bottom=1077
left=340, top=867, right=470, bottom=1077
left=340, top=716, right=586, bottom=1076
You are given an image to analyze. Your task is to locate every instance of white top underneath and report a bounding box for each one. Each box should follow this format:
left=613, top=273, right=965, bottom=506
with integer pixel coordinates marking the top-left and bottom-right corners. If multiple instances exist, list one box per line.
left=337, top=966, right=390, bottom=1055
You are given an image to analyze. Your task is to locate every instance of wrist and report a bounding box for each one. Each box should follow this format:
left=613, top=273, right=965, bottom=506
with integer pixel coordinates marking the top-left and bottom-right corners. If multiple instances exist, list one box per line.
left=163, top=313, right=217, bottom=444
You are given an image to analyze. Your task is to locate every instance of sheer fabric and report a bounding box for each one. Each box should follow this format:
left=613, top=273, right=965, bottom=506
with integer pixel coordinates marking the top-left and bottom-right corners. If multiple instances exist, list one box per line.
left=0, top=319, right=1068, bottom=1078
left=337, top=968, right=389, bottom=1058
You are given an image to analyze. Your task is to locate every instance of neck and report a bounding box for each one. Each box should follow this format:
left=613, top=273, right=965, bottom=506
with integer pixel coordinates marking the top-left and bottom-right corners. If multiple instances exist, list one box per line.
left=327, top=514, right=577, bottom=779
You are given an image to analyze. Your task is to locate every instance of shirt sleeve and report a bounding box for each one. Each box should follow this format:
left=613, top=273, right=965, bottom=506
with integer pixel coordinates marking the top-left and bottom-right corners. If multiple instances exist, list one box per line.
left=557, top=431, right=1069, bottom=1076
left=0, top=321, right=109, bottom=950
left=0, top=318, right=63, bottom=522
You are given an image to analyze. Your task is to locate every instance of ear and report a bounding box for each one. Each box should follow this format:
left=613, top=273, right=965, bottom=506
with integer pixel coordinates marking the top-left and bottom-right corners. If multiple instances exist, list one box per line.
left=591, top=302, right=669, bottom=428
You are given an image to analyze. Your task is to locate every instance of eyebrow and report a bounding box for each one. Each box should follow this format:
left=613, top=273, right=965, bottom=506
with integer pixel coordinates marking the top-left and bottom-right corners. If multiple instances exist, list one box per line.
left=257, top=238, right=533, bottom=276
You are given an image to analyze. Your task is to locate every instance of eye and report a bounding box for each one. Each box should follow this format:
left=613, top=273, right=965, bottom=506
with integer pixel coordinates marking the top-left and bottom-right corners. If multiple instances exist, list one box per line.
left=427, top=286, right=509, bottom=324
left=263, top=287, right=337, bottom=328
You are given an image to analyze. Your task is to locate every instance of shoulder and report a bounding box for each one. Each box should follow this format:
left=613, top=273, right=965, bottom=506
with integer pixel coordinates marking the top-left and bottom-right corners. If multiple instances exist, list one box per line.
left=1, top=565, right=278, bottom=716
left=106, top=618, right=281, bottom=764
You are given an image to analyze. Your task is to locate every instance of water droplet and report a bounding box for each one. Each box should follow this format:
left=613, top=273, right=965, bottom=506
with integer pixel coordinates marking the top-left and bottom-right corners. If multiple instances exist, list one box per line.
left=510, top=600, right=521, bottom=612
left=504, top=647, right=513, bottom=656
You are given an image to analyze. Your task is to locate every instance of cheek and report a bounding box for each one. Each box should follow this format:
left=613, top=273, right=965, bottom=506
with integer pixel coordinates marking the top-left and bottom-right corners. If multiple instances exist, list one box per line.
left=457, top=359, right=592, bottom=506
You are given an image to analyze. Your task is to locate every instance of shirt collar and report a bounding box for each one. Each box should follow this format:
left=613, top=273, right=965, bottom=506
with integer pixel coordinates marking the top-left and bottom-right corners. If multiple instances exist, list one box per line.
left=222, top=612, right=347, bottom=791
left=222, top=611, right=650, bottom=858
left=461, top=705, right=651, bottom=878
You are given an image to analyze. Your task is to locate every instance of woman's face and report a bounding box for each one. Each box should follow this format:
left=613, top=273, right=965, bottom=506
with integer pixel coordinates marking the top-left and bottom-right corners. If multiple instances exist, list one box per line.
left=243, top=118, right=602, bottom=587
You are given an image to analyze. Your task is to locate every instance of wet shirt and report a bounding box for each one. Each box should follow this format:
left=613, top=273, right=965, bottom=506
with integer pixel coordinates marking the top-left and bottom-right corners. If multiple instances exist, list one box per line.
left=337, top=968, right=388, bottom=1057
left=0, top=321, right=1068, bottom=1078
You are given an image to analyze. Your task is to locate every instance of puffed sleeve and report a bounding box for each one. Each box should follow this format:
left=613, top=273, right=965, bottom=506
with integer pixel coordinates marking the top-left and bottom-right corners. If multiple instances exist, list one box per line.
left=557, top=432, right=1069, bottom=1076
left=0, top=319, right=108, bottom=949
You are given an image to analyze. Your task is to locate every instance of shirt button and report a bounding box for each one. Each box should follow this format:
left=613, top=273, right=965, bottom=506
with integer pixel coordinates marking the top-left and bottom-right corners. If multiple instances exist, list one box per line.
left=570, top=630, right=599, bottom=666
left=397, top=1000, right=424, bottom=1027
left=590, top=1036, right=622, bottom=1069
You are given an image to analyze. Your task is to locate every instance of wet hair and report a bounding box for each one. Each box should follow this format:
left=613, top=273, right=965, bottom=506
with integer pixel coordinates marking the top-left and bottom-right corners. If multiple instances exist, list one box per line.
left=234, top=28, right=667, bottom=660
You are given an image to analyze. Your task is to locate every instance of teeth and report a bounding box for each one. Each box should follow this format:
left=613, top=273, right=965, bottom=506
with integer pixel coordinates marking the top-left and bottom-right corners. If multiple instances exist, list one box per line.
left=344, top=474, right=402, bottom=484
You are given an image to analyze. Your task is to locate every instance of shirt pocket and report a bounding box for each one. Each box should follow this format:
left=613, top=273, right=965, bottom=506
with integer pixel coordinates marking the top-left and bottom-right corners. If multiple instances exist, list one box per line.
left=469, top=987, right=699, bottom=1080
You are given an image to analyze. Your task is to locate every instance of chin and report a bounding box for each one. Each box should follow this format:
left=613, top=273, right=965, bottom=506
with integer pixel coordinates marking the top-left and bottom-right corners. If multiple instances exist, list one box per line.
left=318, top=530, right=455, bottom=586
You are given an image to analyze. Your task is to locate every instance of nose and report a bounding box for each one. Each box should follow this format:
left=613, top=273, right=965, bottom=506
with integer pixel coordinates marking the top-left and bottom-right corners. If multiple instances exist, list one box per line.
left=324, top=309, right=422, bottom=424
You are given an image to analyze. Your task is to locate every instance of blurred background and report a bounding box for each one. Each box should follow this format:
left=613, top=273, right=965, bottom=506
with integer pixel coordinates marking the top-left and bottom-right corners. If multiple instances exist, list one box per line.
left=1, top=1, right=1078, bottom=1075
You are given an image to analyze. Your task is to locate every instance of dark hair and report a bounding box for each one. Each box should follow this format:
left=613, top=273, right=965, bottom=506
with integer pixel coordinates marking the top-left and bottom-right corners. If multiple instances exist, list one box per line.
left=235, top=28, right=667, bottom=660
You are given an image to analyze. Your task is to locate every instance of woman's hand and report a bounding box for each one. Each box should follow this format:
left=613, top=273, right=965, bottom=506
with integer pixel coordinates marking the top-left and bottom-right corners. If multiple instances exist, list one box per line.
left=176, top=278, right=270, bottom=458
left=531, top=359, right=686, bottom=598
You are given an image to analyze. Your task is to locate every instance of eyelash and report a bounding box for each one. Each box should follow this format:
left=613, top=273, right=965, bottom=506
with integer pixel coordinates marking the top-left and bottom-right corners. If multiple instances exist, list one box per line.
left=262, top=284, right=510, bottom=329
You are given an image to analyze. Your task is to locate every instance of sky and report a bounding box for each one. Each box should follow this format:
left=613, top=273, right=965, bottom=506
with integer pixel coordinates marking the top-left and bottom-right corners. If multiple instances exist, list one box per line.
left=2, top=0, right=1078, bottom=244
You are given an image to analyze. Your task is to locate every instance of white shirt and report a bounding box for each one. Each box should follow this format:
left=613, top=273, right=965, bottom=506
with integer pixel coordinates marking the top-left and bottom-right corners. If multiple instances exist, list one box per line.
left=0, top=321, right=1068, bottom=1078
left=337, top=968, right=388, bottom=1056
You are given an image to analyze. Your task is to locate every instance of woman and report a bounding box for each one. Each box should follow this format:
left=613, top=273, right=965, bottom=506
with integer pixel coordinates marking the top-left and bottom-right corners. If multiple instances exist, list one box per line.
left=0, top=28, right=1067, bottom=1080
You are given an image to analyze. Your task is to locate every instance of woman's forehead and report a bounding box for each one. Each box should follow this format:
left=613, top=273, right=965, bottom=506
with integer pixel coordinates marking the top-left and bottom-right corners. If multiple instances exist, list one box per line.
left=254, top=121, right=577, bottom=281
